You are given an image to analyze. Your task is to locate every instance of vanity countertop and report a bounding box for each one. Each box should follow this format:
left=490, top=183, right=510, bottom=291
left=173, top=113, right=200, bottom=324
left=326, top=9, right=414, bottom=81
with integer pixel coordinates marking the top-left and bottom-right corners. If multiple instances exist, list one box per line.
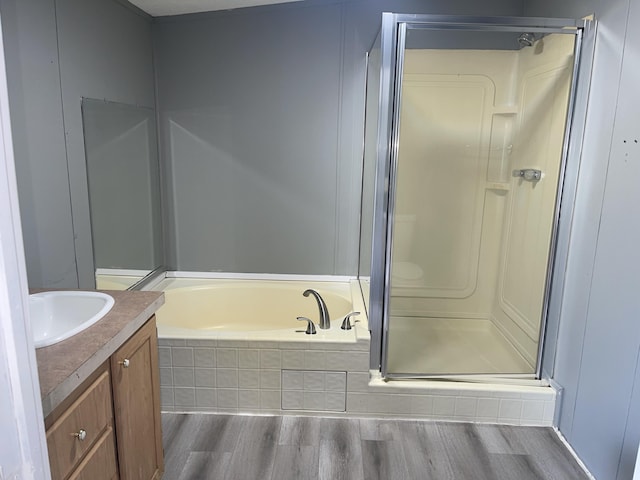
left=35, top=289, right=164, bottom=418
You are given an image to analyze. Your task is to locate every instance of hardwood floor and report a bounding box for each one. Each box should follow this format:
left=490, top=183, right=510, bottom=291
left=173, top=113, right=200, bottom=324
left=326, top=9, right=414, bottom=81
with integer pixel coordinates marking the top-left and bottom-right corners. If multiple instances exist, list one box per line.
left=162, top=413, right=590, bottom=480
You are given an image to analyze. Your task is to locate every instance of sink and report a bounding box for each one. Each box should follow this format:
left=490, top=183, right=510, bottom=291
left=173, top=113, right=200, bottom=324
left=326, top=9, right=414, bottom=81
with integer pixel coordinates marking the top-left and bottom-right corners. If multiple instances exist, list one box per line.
left=29, top=291, right=115, bottom=348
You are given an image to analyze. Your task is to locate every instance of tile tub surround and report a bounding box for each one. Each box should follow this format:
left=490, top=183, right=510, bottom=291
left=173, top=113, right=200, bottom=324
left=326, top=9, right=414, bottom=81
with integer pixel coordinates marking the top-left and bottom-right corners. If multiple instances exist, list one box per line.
left=158, top=338, right=556, bottom=425
left=154, top=275, right=555, bottom=425
left=35, top=289, right=165, bottom=417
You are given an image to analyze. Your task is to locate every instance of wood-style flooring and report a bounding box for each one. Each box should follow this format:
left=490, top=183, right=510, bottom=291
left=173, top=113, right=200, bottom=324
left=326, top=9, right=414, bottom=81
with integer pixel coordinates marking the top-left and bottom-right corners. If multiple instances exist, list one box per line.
left=162, top=413, right=590, bottom=480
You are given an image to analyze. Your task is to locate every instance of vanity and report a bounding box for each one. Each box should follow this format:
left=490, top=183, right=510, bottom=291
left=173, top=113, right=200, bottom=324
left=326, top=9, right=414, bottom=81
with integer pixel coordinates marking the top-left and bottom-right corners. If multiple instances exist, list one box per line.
left=36, top=290, right=165, bottom=480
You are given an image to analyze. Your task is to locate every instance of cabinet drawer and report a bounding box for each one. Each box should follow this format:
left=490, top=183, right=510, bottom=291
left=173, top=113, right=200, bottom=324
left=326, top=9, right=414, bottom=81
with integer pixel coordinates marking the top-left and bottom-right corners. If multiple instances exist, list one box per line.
left=46, top=370, right=113, bottom=480
left=68, top=426, right=118, bottom=480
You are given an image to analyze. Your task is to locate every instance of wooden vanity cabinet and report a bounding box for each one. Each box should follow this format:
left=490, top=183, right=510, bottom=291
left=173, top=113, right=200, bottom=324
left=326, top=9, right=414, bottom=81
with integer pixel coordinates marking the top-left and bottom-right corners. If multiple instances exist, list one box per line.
left=45, top=316, right=163, bottom=480
left=111, top=317, right=164, bottom=480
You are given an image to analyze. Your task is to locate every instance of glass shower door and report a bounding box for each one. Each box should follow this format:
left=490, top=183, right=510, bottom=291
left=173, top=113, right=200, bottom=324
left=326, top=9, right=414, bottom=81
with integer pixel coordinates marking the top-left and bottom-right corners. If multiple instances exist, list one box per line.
left=379, top=19, right=581, bottom=377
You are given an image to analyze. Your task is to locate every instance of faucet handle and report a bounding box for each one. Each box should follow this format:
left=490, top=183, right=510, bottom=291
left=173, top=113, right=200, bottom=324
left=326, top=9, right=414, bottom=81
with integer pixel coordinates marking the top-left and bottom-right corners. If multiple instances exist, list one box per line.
left=341, top=312, right=361, bottom=330
left=296, top=316, right=317, bottom=335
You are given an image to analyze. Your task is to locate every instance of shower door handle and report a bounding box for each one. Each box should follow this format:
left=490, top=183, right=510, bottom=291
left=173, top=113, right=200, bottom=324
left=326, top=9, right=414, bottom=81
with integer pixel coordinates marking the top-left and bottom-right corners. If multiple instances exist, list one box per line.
left=513, top=168, right=542, bottom=181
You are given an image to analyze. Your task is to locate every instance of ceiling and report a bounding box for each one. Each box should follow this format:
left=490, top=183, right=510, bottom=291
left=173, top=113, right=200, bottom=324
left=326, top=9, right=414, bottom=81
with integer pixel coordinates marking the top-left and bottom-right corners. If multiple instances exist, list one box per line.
left=128, top=0, right=305, bottom=17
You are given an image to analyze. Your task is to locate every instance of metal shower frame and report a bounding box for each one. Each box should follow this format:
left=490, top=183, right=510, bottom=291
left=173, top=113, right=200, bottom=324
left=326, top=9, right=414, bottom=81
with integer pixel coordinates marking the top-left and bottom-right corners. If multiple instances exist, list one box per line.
left=365, top=13, right=594, bottom=380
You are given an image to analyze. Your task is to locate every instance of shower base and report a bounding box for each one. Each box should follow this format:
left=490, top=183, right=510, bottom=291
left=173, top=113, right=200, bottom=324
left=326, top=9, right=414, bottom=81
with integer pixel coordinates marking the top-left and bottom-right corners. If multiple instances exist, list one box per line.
left=386, top=317, right=533, bottom=376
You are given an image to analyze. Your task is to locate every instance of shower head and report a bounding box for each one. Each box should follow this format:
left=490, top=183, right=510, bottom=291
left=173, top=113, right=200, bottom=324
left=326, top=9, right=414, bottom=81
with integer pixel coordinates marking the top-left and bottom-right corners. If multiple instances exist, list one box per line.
left=517, top=32, right=536, bottom=48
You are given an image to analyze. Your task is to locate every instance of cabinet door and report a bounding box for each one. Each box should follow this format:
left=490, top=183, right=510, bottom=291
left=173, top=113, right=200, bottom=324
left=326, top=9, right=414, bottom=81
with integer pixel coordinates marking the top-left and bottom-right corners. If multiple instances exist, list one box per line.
left=111, top=317, right=163, bottom=480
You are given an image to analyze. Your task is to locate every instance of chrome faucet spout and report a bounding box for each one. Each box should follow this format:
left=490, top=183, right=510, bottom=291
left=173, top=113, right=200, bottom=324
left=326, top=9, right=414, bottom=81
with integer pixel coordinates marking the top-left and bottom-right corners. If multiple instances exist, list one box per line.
left=303, top=289, right=330, bottom=330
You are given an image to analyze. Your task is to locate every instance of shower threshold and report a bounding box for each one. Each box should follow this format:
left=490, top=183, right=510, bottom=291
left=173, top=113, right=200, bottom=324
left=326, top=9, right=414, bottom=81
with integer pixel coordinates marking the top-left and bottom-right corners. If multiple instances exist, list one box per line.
left=382, top=372, right=547, bottom=388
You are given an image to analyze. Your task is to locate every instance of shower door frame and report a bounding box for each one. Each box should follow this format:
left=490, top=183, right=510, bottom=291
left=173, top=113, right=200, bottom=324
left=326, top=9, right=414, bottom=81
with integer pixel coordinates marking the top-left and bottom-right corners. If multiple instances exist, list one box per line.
left=368, top=13, right=592, bottom=380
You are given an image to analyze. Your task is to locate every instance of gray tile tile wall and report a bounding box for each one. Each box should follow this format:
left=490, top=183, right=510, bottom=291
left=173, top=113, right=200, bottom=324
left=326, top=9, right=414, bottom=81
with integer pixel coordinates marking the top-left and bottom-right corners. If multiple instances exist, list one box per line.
left=172, top=347, right=194, bottom=367
left=157, top=341, right=557, bottom=425
left=194, top=348, right=216, bottom=367
left=239, top=369, right=260, bottom=389
left=194, top=368, right=216, bottom=388
left=238, top=389, right=261, bottom=409
left=282, top=370, right=347, bottom=412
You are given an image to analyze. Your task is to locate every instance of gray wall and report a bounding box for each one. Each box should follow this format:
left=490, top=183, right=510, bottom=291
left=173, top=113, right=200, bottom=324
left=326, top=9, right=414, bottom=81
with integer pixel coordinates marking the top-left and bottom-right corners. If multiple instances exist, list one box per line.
left=154, top=0, right=524, bottom=275
left=3, top=0, right=523, bottom=283
left=83, top=100, right=162, bottom=270
left=56, top=0, right=156, bottom=287
left=1, top=0, right=76, bottom=288
left=1, top=0, right=155, bottom=288
left=525, top=0, right=640, bottom=479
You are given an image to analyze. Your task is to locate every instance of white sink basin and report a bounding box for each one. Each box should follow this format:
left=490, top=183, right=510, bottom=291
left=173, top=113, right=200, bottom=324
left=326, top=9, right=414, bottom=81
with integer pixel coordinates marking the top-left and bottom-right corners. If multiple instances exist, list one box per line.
left=29, top=291, right=115, bottom=348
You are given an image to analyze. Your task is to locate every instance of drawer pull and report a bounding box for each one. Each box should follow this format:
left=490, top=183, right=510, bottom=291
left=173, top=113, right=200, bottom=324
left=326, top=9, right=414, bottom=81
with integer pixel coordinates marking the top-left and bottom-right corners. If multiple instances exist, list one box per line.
left=118, top=359, right=130, bottom=368
left=72, top=429, right=87, bottom=441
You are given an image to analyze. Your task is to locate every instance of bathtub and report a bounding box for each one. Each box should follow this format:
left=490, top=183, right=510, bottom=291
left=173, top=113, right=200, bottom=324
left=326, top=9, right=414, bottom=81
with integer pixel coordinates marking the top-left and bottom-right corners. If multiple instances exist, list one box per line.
left=148, top=275, right=556, bottom=424
left=151, top=276, right=369, bottom=344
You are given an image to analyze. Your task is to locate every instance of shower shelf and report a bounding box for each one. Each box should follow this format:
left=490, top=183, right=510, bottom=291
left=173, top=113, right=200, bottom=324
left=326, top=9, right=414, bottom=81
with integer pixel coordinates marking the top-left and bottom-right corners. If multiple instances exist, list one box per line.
left=492, top=106, right=518, bottom=115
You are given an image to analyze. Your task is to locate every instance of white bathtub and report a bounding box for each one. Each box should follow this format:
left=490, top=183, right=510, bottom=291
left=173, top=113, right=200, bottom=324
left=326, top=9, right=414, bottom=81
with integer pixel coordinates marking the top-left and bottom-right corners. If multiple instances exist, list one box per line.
left=149, top=275, right=555, bottom=424
left=151, top=276, right=369, bottom=344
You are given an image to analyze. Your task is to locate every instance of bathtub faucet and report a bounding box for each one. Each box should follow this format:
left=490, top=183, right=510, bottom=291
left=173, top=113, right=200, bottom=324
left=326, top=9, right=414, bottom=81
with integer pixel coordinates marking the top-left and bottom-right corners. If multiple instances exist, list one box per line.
left=303, top=289, right=330, bottom=329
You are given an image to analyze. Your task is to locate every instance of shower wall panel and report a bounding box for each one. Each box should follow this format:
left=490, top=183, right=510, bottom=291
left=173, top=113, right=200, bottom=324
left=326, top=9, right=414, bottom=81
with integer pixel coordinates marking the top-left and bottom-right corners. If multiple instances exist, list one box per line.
left=390, top=50, right=517, bottom=320
left=491, top=34, right=575, bottom=365
left=388, top=37, right=575, bottom=372
left=396, top=74, right=493, bottom=298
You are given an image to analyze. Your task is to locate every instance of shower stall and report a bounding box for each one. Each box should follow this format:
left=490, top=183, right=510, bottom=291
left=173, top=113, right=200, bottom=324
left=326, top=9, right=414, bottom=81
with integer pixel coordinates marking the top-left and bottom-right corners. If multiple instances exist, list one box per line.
left=359, top=14, right=589, bottom=380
